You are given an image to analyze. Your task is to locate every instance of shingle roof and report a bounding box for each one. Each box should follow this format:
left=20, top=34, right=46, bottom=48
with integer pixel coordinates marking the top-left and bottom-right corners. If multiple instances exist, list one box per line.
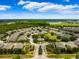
left=55, top=42, right=66, bottom=48
left=2, top=43, right=14, bottom=49
left=13, top=43, right=24, bottom=49
left=66, top=41, right=77, bottom=48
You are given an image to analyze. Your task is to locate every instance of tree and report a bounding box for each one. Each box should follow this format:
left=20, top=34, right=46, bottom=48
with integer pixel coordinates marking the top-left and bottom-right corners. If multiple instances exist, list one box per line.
left=62, top=37, right=70, bottom=42
left=54, top=47, right=61, bottom=54
left=23, top=44, right=30, bottom=54
left=57, top=35, right=61, bottom=39
left=13, top=49, right=22, bottom=54
left=32, top=34, right=39, bottom=38
left=44, top=33, right=60, bottom=42
left=33, top=38, right=38, bottom=43
left=44, top=33, right=51, bottom=42
left=27, top=33, right=31, bottom=37
left=70, top=36, right=76, bottom=41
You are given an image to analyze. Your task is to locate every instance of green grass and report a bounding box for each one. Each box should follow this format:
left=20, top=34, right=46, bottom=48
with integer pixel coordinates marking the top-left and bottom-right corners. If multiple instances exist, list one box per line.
left=35, top=41, right=44, bottom=44
left=47, top=54, right=76, bottom=59
left=0, top=54, right=12, bottom=58
left=0, top=54, right=34, bottom=58
left=50, top=24, right=79, bottom=27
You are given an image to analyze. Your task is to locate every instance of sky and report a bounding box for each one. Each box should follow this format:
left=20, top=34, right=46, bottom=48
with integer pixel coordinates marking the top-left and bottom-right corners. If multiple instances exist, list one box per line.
left=0, top=0, right=79, bottom=19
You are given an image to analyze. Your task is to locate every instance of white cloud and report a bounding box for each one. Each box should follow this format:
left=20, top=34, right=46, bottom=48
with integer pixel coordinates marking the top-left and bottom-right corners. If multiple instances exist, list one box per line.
left=18, top=1, right=79, bottom=14
left=18, top=0, right=30, bottom=5
left=38, top=4, right=62, bottom=12
left=23, top=2, right=49, bottom=10
left=60, top=10, right=79, bottom=14
left=38, top=4, right=79, bottom=12
left=18, top=0, right=26, bottom=5
left=0, top=5, right=11, bottom=11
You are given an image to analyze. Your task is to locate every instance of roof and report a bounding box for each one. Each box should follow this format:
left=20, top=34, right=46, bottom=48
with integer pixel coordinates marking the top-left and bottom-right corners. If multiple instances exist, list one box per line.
left=74, top=38, right=79, bottom=46
left=2, top=43, right=14, bottom=49
left=55, top=42, right=66, bottom=48
left=66, top=41, right=77, bottom=48
left=13, top=43, right=24, bottom=49
left=37, top=38, right=44, bottom=40
left=7, top=32, right=21, bottom=42
left=17, top=35, right=27, bottom=41
left=0, top=41, right=4, bottom=48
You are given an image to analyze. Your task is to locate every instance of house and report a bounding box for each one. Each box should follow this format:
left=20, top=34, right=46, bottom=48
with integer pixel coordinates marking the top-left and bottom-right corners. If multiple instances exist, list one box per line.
left=74, top=38, right=79, bottom=46
left=1, top=43, right=14, bottom=54
left=0, top=41, right=4, bottom=48
left=55, top=42, right=66, bottom=48
left=66, top=41, right=78, bottom=48
left=13, top=43, right=24, bottom=54
left=2, top=43, right=14, bottom=49
left=13, top=43, right=24, bottom=49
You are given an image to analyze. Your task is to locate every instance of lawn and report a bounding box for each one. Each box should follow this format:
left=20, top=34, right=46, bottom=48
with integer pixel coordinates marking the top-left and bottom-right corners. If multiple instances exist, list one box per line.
left=50, top=24, right=79, bottom=27
left=47, top=54, right=76, bottom=59
left=0, top=54, right=35, bottom=58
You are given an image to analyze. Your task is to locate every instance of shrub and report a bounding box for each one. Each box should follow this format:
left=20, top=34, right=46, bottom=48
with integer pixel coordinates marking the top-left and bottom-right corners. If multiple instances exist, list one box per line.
left=12, top=55, right=20, bottom=59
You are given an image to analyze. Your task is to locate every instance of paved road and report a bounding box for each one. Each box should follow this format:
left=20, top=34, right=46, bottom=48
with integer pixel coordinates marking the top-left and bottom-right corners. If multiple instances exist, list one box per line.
left=27, top=35, right=75, bottom=59
left=25, top=44, right=64, bottom=59
left=29, top=35, right=34, bottom=45
left=28, top=35, right=50, bottom=59
left=0, top=58, right=12, bottom=59
left=30, top=44, right=48, bottom=59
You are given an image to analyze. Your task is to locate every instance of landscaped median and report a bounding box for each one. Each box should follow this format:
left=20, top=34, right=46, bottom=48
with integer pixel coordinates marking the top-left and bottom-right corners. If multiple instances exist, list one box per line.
left=22, top=43, right=35, bottom=58
left=24, top=48, right=36, bottom=58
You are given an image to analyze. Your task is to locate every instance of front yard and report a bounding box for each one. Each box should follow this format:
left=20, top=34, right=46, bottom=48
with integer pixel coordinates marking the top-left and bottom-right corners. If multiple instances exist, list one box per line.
left=47, top=54, right=76, bottom=59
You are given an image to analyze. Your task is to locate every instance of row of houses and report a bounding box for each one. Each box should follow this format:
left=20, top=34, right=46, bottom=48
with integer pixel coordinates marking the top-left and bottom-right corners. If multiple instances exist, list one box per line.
left=55, top=38, right=79, bottom=49
left=0, top=42, right=24, bottom=54
left=0, top=42, right=24, bottom=50
left=63, top=27, right=79, bottom=33
left=55, top=41, right=78, bottom=49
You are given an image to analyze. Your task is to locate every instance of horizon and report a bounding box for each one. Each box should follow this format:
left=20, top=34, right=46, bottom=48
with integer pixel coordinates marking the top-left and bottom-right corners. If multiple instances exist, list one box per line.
left=0, top=19, right=79, bottom=20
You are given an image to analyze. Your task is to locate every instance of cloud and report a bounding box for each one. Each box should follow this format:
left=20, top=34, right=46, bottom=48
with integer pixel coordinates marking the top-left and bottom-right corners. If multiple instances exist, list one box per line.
left=0, top=5, right=11, bottom=11
left=60, top=10, right=79, bottom=14
left=18, top=0, right=26, bottom=5
left=23, top=2, right=49, bottom=10
left=18, top=1, right=79, bottom=14
left=18, top=0, right=30, bottom=5
left=38, top=4, right=79, bottom=12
